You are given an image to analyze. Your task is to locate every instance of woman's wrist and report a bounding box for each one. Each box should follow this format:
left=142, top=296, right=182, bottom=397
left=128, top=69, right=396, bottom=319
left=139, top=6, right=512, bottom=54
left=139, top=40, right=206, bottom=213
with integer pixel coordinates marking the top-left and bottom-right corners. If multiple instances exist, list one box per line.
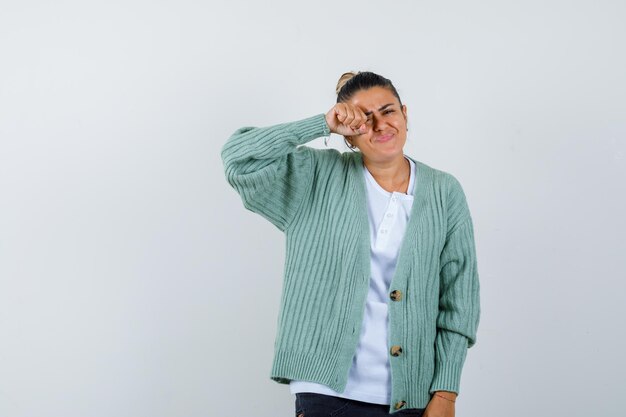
left=432, top=391, right=457, bottom=402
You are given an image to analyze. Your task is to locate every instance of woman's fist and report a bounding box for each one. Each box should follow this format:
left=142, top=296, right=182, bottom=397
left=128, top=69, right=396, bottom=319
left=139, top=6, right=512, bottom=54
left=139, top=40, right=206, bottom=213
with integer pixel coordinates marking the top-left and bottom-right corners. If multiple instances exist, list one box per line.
left=325, top=103, right=368, bottom=137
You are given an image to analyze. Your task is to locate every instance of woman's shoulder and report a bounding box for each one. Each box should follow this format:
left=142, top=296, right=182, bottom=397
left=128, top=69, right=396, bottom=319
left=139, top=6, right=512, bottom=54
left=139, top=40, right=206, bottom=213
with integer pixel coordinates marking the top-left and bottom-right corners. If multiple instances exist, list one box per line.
left=406, top=156, right=461, bottom=185
left=405, top=156, right=469, bottom=207
left=407, top=157, right=472, bottom=232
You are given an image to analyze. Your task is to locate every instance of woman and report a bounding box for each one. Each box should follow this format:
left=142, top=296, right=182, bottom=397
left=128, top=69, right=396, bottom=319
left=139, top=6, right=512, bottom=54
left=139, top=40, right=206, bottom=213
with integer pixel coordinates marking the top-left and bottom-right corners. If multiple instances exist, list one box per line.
left=221, top=72, right=480, bottom=417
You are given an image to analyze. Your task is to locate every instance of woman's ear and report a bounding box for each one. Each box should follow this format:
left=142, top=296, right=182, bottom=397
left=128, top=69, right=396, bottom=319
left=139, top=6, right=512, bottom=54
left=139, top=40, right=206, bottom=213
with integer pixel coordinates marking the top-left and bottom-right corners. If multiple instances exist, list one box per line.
left=402, top=104, right=408, bottom=131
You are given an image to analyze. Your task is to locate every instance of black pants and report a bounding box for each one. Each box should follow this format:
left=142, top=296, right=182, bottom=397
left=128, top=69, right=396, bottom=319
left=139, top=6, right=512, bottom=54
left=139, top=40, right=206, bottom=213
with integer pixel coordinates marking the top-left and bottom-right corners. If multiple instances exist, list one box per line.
left=295, top=392, right=425, bottom=417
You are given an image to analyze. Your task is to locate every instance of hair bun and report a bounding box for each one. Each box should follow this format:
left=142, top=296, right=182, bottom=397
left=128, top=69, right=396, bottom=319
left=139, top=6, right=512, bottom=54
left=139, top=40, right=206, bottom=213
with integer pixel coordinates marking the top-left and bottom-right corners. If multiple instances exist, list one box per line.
left=336, top=71, right=359, bottom=95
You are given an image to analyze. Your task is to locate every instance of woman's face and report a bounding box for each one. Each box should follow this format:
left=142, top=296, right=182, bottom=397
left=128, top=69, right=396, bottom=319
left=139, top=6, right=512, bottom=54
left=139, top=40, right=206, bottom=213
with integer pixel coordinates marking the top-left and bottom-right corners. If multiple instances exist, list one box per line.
left=345, top=86, right=408, bottom=164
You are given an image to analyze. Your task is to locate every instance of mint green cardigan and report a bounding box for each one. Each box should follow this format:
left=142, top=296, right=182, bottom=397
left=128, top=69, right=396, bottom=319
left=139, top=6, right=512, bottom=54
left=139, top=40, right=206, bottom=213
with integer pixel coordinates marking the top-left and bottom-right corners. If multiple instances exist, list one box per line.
left=221, top=113, right=480, bottom=413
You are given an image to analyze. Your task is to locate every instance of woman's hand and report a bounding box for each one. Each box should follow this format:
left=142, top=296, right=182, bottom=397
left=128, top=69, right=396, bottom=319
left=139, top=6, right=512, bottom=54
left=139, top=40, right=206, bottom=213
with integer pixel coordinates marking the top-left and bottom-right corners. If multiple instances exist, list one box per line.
left=325, top=102, right=368, bottom=137
left=423, top=391, right=456, bottom=417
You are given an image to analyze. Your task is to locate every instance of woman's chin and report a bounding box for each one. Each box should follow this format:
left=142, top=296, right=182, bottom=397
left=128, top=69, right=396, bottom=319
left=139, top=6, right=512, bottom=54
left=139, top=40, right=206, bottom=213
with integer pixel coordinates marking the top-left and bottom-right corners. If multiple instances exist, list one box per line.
left=362, top=149, right=405, bottom=164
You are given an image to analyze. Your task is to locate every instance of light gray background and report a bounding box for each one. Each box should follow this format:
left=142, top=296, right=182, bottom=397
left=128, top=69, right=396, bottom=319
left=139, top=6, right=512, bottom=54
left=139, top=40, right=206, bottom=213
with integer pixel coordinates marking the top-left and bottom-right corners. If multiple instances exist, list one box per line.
left=1, top=1, right=625, bottom=416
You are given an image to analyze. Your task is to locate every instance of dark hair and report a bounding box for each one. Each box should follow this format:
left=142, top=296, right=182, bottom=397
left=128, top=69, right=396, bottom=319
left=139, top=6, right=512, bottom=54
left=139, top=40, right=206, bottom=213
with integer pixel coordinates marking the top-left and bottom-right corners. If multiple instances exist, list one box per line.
left=335, top=71, right=403, bottom=106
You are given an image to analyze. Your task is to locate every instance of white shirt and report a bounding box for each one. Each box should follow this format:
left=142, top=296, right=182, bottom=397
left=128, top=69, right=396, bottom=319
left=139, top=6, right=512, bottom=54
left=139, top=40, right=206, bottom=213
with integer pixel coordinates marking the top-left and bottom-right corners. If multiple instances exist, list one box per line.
left=290, top=156, right=416, bottom=404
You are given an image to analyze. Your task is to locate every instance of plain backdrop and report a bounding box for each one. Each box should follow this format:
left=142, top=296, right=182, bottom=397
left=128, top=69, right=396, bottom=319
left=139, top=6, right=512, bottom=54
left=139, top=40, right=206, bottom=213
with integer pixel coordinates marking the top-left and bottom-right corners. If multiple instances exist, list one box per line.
left=1, top=1, right=625, bottom=416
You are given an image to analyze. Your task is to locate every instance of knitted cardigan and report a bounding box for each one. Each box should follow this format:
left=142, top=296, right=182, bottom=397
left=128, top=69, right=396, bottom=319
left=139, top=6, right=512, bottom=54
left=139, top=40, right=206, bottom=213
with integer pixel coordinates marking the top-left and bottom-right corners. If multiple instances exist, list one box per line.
left=221, top=113, right=480, bottom=413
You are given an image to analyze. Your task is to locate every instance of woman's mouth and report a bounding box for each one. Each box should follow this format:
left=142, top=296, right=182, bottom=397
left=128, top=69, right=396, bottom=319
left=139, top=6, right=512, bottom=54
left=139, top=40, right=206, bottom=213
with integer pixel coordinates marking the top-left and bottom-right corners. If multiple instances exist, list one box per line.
left=375, top=134, right=394, bottom=143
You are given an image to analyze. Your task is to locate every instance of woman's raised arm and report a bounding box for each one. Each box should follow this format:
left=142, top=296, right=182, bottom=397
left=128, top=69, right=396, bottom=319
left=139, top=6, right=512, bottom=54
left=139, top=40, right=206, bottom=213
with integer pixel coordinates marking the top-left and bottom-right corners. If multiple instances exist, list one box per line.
left=221, top=113, right=330, bottom=231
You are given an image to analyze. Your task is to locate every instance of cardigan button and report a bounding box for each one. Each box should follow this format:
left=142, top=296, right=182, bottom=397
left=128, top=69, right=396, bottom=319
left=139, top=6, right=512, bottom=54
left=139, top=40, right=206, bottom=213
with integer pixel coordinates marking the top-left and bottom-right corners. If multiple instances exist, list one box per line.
left=390, top=345, right=403, bottom=356
left=389, top=290, right=402, bottom=301
left=394, top=400, right=407, bottom=410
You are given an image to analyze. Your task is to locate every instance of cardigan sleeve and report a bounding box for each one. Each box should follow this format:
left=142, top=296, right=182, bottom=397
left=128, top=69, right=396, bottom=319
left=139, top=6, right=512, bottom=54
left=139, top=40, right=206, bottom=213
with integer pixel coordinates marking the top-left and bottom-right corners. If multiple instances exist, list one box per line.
left=429, top=175, right=481, bottom=395
left=221, top=113, right=330, bottom=231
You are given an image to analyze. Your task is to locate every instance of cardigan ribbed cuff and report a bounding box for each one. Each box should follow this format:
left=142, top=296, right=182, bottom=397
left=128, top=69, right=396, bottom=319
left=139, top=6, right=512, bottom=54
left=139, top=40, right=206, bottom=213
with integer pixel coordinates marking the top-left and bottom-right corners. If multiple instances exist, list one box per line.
left=286, top=113, right=331, bottom=144
left=429, top=360, right=465, bottom=395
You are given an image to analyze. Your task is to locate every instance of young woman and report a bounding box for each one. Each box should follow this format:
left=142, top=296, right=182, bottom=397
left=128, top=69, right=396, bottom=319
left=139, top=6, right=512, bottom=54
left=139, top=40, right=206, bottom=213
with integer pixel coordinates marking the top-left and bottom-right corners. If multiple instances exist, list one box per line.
left=221, top=72, right=480, bottom=417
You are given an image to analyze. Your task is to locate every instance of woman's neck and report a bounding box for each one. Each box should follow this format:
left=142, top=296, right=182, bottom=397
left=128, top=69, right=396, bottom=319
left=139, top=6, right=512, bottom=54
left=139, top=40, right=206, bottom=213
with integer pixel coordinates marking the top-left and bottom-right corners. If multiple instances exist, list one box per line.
left=363, top=154, right=411, bottom=194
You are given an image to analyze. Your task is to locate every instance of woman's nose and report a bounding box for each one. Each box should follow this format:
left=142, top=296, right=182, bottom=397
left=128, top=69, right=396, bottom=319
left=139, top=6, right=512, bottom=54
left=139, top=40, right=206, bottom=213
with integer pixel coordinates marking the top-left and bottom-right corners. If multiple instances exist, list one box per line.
left=372, top=115, right=387, bottom=131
